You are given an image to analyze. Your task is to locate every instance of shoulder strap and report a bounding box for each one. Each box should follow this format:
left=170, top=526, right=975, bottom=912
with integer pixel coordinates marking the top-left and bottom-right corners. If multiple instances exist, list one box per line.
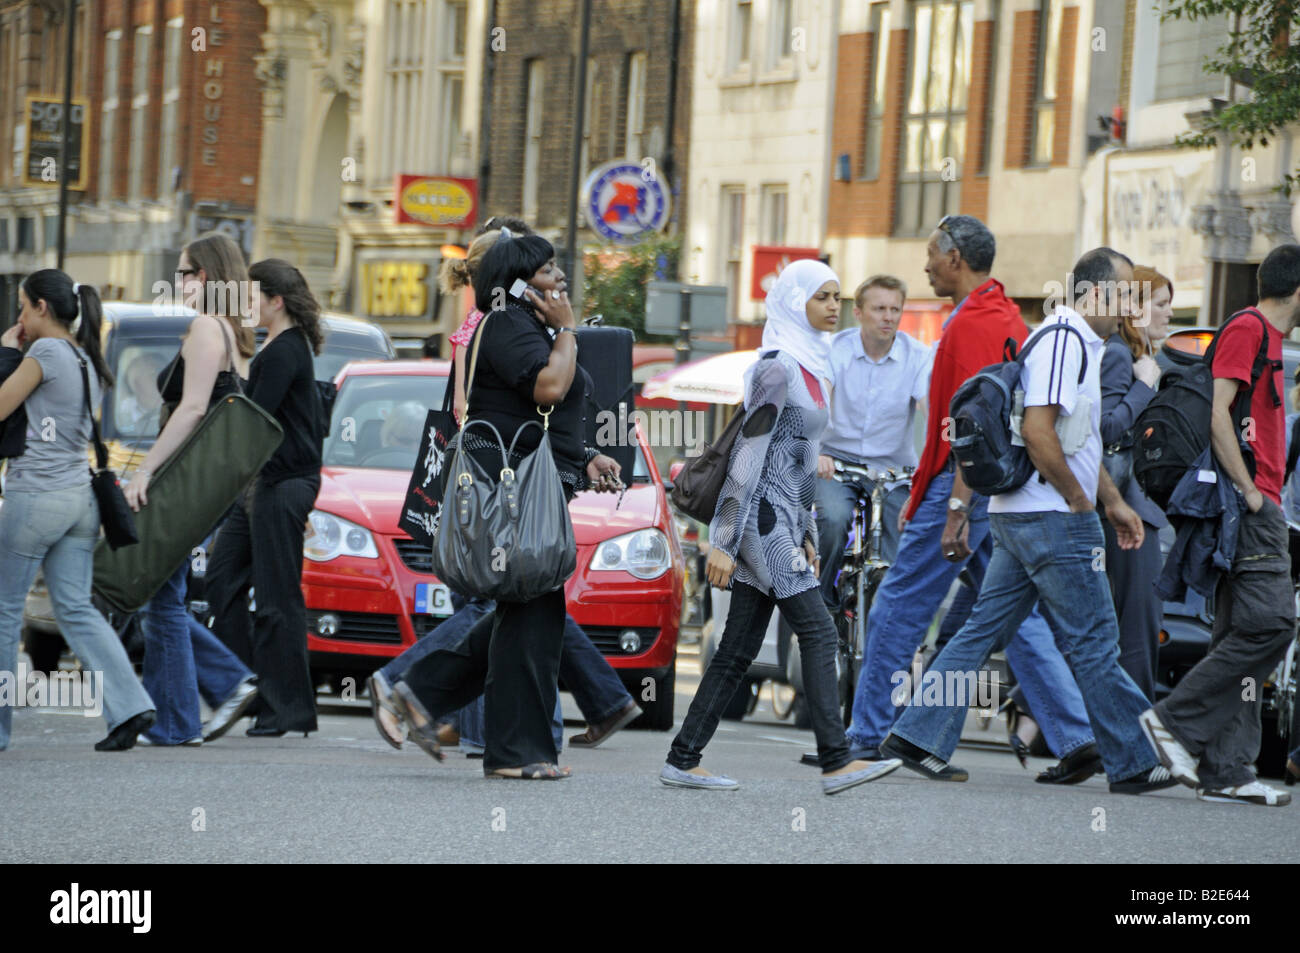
left=64, top=340, right=108, bottom=471
left=1014, top=322, right=1088, bottom=383
left=464, top=310, right=492, bottom=418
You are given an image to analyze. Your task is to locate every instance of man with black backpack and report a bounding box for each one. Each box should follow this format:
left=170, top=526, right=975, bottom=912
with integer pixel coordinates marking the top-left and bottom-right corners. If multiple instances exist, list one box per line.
left=882, top=248, right=1176, bottom=794
left=1138, top=245, right=1300, bottom=808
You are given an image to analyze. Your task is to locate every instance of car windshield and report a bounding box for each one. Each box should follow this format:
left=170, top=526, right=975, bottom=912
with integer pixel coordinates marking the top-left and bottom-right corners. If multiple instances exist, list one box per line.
left=324, top=375, right=449, bottom=471
left=106, top=341, right=176, bottom=441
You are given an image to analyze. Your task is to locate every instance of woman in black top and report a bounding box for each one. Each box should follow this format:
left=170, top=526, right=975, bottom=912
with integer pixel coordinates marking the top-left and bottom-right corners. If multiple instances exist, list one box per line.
left=205, top=259, right=326, bottom=736
left=390, top=231, right=622, bottom=779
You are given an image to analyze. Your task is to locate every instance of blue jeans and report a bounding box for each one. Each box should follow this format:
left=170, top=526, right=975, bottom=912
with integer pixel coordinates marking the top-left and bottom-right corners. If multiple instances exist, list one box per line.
left=848, top=470, right=1094, bottom=756
left=891, top=511, right=1158, bottom=782
left=141, top=559, right=252, bottom=744
left=814, top=473, right=908, bottom=612
left=0, top=486, right=154, bottom=750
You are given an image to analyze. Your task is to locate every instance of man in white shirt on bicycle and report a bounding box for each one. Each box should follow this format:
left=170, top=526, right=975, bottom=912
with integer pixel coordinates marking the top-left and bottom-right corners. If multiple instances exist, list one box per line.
left=814, top=275, right=932, bottom=614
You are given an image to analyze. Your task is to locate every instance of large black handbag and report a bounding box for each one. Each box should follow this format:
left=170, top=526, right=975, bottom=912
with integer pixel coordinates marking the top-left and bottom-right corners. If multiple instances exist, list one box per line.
left=68, top=344, right=138, bottom=550
left=669, top=408, right=745, bottom=524
left=429, top=312, right=577, bottom=603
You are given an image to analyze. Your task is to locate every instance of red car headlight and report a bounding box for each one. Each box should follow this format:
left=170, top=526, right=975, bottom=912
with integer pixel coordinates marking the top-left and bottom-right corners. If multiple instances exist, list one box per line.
left=305, top=510, right=379, bottom=562
left=589, top=529, right=672, bottom=580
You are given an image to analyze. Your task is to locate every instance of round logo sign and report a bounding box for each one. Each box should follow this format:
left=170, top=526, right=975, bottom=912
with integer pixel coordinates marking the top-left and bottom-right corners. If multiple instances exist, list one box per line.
left=399, top=178, right=475, bottom=227
left=582, top=159, right=672, bottom=243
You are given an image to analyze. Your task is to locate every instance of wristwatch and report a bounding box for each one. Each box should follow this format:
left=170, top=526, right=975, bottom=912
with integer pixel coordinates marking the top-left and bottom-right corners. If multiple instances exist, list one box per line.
left=948, top=498, right=970, bottom=514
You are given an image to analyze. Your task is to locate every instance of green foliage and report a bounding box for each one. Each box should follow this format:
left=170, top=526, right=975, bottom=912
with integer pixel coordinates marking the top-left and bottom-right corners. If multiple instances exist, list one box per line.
left=581, top=234, right=681, bottom=342
left=1165, top=0, right=1300, bottom=193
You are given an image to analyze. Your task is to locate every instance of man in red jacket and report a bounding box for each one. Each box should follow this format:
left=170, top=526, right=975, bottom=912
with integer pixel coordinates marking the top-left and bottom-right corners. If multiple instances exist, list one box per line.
left=844, top=216, right=1097, bottom=781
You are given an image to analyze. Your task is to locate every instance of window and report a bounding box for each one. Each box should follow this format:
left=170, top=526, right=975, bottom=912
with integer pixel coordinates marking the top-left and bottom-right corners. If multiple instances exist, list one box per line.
left=0, top=217, right=8, bottom=252
left=158, top=19, right=182, bottom=195
left=0, top=20, right=13, bottom=187
left=437, top=0, right=467, bottom=170
left=760, top=185, right=787, bottom=245
left=522, top=59, right=545, bottom=220
left=895, top=0, right=974, bottom=236
left=625, top=51, right=647, bottom=159
left=128, top=26, right=151, bottom=199
left=17, top=216, right=34, bottom=252
left=1029, top=0, right=1063, bottom=165
left=383, top=0, right=430, bottom=181
left=44, top=213, right=58, bottom=250
left=1154, top=0, right=1227, bottom=101
left=727, top=0, right=753, bottom=74
left=767, top=0, right=794, bottom=69
left=99, top=30, right=121, bottom=200
left=720, top=187, right=746, bottom=320
left=861, top=3, right=891, bottom=179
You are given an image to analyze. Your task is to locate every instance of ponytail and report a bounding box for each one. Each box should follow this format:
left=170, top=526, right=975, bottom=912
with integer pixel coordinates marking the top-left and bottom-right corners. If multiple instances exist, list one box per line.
left=75, top=285, right=113, bottom=387
left=20, top=269, right=114, bottom=387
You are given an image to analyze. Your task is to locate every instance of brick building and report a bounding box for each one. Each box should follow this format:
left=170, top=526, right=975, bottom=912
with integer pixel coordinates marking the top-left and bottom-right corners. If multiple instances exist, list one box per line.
left=480, top=0, right=694, bottom=271
left=0, top=0, right=93, bottom=325
left=0, top=0, right=267, bottom=313
left=824, top=0, right=1122, bottom=322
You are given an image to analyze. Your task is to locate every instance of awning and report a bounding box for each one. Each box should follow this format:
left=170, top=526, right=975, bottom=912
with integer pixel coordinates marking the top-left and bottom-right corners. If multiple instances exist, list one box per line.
left=640, top=350, right=759, bottom=405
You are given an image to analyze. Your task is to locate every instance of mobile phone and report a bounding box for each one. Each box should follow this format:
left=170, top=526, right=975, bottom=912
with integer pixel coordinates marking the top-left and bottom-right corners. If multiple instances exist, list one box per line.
left=509, top=278, right=531, bottom=301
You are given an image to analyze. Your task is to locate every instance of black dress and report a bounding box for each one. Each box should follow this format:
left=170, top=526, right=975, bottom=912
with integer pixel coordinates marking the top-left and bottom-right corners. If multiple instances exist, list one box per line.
left=400, top=302, right=589, bottom=770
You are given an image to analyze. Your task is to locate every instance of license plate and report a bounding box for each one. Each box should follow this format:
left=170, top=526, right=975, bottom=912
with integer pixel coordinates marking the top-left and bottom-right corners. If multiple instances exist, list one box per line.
left=414, top=583, right=453, bottom=617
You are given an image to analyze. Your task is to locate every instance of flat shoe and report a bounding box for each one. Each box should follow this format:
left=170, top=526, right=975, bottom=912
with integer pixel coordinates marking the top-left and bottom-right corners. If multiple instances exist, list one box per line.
left=569, top=700, right=641, bottom=749
left=659, top=763, right=738, bottom=790
left=485, top=763, right=571, bottom=779
left=390, top=682, right=444, bottom=762
left=367, top=673, right=405, bottom=750
left=95, top=710, right=156, bottom=752
left=822, top=758, right=903, bottom=795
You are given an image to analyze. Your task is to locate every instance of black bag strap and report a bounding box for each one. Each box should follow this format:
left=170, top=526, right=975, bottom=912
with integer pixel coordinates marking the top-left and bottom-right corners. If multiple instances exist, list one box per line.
left=65, top=340, right=109, bottom=472
left=1014, top=321, right=1089, bottom=383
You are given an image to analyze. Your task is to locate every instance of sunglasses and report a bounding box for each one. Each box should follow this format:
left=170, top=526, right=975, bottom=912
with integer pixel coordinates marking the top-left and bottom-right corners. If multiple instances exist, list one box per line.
left=937, top=215, right=954, bottom=235
left=177, top=267, right=199, bottom=278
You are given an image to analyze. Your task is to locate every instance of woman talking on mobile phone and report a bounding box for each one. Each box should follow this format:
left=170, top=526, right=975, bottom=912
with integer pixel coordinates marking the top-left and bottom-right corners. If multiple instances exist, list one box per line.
left=0, top=270, right=156, bottom=751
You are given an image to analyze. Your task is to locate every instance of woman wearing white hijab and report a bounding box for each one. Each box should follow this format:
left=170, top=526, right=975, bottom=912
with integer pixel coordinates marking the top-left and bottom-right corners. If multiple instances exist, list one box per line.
left=660, top=259, right=902, bottom=795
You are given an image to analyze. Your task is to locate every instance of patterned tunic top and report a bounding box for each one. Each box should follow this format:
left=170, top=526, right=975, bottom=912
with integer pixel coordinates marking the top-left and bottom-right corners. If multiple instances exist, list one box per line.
left=710, top=351, right=827, bottom=599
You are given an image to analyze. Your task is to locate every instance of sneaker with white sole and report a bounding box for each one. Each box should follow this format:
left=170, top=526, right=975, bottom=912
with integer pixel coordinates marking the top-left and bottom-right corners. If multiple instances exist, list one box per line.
left=1137, top=708, right=1199, bottom=789
left=822, top=758, right=903, bottom=796
left=659, top=763, right=739, bottom=790
left=1109, top=764, right=1180, bottom=795
left=1197, top=781, right=1292, bottom=806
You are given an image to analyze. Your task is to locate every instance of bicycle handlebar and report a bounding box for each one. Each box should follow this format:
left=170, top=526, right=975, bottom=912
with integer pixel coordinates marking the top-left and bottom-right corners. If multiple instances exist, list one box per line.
left=831, top=460, right=916, bottom=485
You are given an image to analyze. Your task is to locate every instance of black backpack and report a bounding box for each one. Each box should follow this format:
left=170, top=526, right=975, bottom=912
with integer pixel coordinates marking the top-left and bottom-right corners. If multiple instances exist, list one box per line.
left=1132, top=308, right=1280, bottom=510
left=949, top=322, right=1089, bottom=496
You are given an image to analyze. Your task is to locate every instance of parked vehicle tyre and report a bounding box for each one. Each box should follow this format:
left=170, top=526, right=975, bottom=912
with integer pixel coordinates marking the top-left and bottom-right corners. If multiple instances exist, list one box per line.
left=628, top=662, right=676, bottom=730
left=720, top=676, right=759, bottom=721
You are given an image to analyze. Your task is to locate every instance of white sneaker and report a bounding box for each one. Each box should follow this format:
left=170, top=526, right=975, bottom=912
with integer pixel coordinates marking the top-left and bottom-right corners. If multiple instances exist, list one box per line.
left=1138, top=709, right=1199, bottom=789
left=1197, top=781, right=1292, bottom=806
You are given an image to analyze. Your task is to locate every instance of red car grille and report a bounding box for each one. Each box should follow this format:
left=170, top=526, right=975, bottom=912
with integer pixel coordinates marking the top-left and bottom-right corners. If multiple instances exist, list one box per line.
left=392, top=537, right=433, bottom=574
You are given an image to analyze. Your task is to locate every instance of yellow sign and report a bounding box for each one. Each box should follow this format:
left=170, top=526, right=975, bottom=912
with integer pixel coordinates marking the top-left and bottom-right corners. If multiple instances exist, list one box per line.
left=358, top=262, right=429, bottom=318
left=396, top=176, right=477, bottom=227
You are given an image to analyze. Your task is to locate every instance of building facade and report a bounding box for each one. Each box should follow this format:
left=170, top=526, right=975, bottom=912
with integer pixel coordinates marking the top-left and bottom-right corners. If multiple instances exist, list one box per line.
left=684, top=0, right=839, bottom=341
left=480, top=0, right=694, bottom=289
left=254, top=0, right=488, bottom=353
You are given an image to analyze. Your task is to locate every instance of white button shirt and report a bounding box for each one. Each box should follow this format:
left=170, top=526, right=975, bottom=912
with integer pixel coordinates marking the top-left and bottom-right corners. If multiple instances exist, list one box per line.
left=822, top=328, right=932, bottom=469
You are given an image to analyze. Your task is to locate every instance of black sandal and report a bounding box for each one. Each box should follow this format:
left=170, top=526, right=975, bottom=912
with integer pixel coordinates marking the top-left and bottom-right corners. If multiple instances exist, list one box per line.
left=391, top=683, right=444, bottom=763
left=485, top=763, right=572, bottom=780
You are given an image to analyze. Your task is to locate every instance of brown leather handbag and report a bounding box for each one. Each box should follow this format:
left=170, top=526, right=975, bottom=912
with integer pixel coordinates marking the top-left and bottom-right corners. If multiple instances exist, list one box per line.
left=669, top=408, right=745, bottom=524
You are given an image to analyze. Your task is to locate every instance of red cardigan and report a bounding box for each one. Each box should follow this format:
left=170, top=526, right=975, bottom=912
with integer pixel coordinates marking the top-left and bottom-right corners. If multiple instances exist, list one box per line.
left=904, top=278, right=1030, bottom=521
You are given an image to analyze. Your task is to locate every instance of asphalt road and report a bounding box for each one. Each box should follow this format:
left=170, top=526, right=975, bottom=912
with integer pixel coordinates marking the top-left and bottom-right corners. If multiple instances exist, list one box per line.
left=2, top=647, right=1295, bottom=864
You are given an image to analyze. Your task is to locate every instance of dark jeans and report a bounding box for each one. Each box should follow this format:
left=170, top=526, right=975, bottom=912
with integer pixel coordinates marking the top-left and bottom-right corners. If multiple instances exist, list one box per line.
left=813, top=474, right=908, bottom=613
left=669, top=581, right=851, bottom=773
left=382, top=598, right=632, bottom=726
left=207, top=476, right=321, bottom=733
left=1155, top=499, right=1295, bottom=789
left=397, top=587, right=567, bottom=770
left=1102, top=516, right=1163, bottom=702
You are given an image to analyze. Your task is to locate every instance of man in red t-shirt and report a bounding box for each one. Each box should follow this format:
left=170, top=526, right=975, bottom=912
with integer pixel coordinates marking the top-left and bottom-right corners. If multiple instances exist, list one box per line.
left=844, top=215, right=1095, bottom=781
left=1142, top=244, right=1300, bottom=807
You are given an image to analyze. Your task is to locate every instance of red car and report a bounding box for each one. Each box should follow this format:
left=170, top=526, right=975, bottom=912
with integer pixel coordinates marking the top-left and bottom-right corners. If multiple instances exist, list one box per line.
left=303, top=360, right=684, bottom=729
